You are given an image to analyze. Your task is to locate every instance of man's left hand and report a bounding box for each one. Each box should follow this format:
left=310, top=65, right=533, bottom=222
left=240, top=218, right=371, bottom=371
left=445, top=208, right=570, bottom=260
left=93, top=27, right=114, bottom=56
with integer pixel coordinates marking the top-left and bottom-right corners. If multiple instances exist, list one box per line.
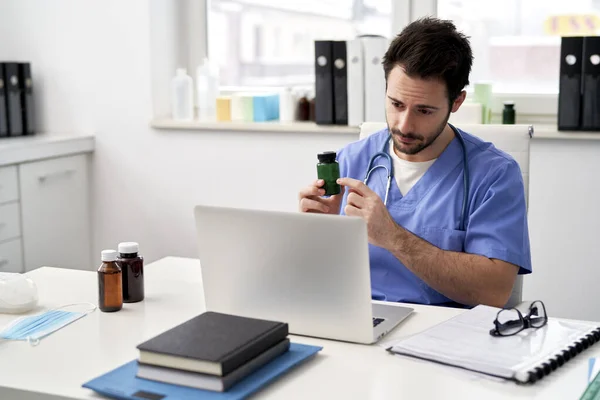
left=337, top=177, right=399, bottom=249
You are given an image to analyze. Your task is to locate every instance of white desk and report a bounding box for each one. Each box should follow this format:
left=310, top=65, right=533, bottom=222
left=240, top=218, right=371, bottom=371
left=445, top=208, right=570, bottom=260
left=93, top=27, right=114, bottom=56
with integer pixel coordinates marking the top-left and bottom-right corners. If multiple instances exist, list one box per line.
left=0, top=257, right=595, bottom=400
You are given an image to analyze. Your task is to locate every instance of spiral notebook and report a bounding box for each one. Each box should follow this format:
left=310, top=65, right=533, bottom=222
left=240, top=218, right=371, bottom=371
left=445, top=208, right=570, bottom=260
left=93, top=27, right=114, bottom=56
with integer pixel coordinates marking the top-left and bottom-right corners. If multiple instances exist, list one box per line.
left=387, top=304, right=600, bottom=384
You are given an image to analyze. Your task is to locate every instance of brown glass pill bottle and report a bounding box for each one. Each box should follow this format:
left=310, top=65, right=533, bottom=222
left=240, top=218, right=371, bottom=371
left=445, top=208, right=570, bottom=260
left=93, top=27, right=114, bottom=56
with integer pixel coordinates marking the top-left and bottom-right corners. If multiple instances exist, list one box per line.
left=308, top=91, right=316, bottom=121
left=117, top=242, right=144, bottom=303
left=97, top=250, right=123, bottom=312
left=297, top=92, right=310, bottom=121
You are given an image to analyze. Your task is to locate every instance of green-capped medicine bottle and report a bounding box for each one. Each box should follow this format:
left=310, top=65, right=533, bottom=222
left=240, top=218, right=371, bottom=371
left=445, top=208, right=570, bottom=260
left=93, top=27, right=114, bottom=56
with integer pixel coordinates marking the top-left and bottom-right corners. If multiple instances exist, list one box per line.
left=317, top=151, right=341, bottom=196
left=502, top=101, right=516, bottom=124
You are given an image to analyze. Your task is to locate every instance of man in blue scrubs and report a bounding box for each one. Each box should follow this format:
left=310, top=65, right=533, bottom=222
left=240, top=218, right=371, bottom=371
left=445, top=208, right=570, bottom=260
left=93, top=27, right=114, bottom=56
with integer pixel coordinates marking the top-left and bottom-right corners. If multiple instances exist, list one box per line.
left=298, top=17, right=531, bottom=308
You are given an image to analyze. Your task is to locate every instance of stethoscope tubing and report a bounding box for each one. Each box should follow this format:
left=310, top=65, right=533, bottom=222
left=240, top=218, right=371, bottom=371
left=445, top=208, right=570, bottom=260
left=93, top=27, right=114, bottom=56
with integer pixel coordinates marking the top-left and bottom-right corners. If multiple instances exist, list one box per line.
left=363, top=124, right=469, bottom=230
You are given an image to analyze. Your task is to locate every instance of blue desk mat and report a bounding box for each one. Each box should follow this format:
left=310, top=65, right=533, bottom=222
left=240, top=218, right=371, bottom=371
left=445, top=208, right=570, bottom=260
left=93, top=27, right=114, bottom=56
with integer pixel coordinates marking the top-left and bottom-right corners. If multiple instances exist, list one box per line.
left=82, top=342, right=322, bottom=400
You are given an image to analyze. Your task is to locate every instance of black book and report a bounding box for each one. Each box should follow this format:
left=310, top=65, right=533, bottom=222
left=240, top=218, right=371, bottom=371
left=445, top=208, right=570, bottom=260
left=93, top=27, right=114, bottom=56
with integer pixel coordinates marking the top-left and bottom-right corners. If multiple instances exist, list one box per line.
left=581, top=36, right=600, bottom=131
left=332, top=40, right=348, bottom=125
left=0, top=64, right=8, bottom=138
left=136, top=312, right=288, bottom=376
left=314, top=40, right=335, bottom=125
left=18, top=63, right=34, bottom=135
left=4, top=62, right=23, bottom=136
left=558, top=36, right=584, bottom=130
left=136, top=339, right=290, bottom=392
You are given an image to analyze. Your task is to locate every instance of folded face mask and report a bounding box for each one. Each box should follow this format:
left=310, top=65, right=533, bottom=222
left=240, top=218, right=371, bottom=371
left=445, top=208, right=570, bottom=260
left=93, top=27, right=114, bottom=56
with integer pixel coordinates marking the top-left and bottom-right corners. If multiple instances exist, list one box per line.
left=0, top=303, right=96, bottom=346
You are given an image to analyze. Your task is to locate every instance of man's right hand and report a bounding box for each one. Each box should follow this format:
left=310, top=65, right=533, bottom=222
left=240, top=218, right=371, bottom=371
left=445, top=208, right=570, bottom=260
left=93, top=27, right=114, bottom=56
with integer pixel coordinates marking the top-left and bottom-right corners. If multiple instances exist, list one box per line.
left=298, top=179, right=343, bottom=214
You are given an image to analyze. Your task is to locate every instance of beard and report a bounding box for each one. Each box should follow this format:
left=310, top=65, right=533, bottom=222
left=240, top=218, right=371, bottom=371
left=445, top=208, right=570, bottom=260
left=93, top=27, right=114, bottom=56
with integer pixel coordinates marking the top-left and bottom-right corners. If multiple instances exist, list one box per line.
left=389, top=112, right=451, bottom=156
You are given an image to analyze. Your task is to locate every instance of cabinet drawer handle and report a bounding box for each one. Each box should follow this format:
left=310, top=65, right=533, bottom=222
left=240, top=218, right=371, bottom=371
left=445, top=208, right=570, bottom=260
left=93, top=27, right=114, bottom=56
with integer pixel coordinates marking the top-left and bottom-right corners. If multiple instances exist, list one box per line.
left=38, top=169, right=75, bottom=183
left=0, top=259, right=8, bottom=268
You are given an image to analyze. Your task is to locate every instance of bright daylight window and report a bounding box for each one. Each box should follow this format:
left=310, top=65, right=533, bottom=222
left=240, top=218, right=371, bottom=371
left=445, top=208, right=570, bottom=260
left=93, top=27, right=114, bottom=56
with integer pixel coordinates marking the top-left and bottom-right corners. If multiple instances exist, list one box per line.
left=208, top=0, right=392, bottom=87
left=437, top=0, right=600, bottom=94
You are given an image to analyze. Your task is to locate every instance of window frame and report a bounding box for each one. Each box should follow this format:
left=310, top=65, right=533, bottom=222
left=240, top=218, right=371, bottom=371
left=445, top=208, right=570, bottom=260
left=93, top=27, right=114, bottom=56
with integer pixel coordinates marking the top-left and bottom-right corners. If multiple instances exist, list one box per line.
left=196, top=0, right=556, bottom=120
left=411, top=0, right=557, bottom=118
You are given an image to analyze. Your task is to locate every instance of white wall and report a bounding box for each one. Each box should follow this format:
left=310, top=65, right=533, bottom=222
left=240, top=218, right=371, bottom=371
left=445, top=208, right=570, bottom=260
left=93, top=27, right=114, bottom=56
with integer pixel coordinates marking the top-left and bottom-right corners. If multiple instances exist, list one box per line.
left=0, top=0, right=356, bottom=265
left=526, top=139, right=600, bottom=322
left=0, top=0, right=105, bottom=134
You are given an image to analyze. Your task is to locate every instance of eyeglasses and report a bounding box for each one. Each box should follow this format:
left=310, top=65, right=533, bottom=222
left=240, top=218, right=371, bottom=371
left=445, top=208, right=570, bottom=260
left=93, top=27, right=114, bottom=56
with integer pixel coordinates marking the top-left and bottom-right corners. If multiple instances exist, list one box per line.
left=489, top=300, right=548, bottom=337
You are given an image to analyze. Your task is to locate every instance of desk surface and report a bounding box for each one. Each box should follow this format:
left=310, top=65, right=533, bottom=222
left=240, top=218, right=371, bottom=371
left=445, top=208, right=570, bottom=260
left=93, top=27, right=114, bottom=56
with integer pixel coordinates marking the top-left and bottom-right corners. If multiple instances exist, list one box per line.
left=0, top=257, right=595, bottom=400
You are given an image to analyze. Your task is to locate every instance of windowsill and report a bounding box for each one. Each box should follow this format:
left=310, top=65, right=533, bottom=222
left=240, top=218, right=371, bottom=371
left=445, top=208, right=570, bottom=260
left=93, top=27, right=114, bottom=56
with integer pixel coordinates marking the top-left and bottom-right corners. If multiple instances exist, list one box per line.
left=151, top=118, right=600, bottom=141
left=533, top=126, right=600, bottom=140
left=150, top=118, right=360, bottom=134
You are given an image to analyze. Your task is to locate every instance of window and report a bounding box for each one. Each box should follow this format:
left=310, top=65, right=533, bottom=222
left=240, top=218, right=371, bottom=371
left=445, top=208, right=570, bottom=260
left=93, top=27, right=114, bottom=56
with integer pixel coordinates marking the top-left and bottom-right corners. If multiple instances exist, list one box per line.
left=436, top=0, right=600, bottom=94
left=208, top=0, right=393, bottom=87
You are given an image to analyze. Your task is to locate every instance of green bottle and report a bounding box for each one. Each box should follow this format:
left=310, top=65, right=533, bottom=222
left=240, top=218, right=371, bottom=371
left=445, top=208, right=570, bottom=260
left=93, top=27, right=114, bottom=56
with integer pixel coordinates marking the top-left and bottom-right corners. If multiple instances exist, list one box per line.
left=317, top=151, right=341, bottom=196
left=503, top=101, right=516, bottom=124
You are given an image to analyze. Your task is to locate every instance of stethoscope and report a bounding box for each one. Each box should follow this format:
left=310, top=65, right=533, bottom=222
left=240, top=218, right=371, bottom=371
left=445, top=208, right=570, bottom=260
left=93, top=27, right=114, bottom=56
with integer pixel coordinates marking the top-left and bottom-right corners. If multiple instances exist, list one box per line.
left=363, top=124, right=470, bottom=231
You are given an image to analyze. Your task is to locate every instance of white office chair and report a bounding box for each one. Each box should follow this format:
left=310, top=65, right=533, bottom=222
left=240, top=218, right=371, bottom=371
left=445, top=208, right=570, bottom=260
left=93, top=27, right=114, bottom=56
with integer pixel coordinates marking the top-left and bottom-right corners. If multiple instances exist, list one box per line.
left=358, top=122, right=533, bottom=309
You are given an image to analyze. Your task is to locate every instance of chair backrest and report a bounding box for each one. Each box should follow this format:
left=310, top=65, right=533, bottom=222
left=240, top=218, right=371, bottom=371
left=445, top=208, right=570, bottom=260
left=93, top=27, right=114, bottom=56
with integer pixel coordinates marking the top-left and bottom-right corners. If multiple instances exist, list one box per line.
left=359, top=122, right=533, bottom=308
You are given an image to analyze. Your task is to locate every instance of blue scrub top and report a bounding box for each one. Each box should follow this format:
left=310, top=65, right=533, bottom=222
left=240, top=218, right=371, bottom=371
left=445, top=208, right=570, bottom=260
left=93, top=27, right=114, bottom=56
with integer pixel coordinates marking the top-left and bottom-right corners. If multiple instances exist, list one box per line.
left=336, top=126, right=532, bottom=306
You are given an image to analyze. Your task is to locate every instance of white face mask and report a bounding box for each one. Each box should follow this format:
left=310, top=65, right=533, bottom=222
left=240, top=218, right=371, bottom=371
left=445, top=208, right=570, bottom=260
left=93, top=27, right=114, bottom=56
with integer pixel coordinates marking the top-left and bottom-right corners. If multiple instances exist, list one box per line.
left=0, top=303, right=97, bottom=346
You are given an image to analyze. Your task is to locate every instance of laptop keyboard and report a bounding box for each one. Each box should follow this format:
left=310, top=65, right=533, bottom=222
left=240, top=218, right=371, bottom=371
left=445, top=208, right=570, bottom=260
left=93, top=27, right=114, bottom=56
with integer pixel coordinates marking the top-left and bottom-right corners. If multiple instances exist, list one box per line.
left=373, top=318, right=385, bottom=327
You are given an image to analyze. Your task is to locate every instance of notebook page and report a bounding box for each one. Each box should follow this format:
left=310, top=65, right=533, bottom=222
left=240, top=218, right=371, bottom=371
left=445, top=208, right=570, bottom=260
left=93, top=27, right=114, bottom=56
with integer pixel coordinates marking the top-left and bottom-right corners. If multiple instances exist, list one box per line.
left=389, top=305, right=598, bottom=380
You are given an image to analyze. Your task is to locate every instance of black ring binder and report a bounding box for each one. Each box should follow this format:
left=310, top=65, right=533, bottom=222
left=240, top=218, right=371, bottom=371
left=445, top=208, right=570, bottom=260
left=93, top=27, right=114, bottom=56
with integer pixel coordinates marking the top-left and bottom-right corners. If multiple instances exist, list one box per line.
left=522, top=327, right=600, bottom=384
left=587, top=334, right=596, bottom=344
left=542, top=363, right=551, bottom=375
left=570, top=346, right=578, bottom=357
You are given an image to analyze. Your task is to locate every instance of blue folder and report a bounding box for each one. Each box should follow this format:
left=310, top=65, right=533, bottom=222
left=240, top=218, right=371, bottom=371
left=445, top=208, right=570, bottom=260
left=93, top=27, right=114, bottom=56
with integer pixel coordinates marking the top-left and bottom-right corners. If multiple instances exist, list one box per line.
left=81, top=342, right=322, bottom=400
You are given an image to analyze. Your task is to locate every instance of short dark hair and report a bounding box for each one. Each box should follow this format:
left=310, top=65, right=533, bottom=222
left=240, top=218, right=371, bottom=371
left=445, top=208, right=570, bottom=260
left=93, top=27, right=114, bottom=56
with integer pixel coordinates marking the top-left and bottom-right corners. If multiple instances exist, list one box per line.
left=382, top=17, right=473, bottom=104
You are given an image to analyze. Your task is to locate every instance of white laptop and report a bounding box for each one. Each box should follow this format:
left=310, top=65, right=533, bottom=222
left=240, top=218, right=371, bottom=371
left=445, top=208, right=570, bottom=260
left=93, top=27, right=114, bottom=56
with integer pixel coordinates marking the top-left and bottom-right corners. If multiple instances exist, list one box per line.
left=193, top=205, right=413, bottom=344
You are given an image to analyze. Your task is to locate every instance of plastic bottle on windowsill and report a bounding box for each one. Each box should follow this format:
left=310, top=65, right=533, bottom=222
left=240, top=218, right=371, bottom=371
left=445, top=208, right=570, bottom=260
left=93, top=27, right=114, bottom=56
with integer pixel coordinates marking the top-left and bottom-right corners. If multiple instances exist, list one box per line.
left=196, top=58, right=219, bottom=122
left=171, top=68, right=194, bottom=121
left=279, top=87, right=296, bottom=122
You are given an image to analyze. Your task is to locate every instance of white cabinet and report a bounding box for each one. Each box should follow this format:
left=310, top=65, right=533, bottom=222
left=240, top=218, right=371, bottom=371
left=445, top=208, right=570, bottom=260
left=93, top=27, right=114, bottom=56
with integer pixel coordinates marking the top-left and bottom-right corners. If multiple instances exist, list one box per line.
left=0, top=202, right=21, bottom=242
left=0, top=134, right=94, bottom=273
left=19, top=154, right=92, bottom=271
left=0, top=166, right=19, bottom=203
left=0, top=165, right=24, bottom=273
left=0, top=239, right=24, bottom=273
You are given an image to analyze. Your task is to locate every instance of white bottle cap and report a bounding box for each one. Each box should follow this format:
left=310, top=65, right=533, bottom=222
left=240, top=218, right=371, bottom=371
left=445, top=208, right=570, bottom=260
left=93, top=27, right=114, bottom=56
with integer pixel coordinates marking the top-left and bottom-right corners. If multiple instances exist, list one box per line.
left=101, top=250, right=118, bottom=262
left=118, top=242, right=139, bottom=254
